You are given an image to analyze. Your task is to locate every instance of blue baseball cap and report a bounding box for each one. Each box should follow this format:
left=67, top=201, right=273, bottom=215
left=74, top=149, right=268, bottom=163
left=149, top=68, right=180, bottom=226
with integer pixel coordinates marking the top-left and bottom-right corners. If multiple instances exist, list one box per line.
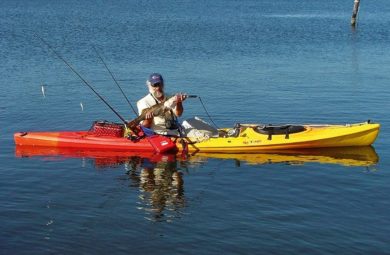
left=148, top=73, right=164, bottom=86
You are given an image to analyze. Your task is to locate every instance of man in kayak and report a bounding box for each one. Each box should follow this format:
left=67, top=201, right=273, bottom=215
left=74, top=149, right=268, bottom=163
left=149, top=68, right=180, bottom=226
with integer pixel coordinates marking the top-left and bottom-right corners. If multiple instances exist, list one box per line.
left=137, top=73, right=187, bottom=135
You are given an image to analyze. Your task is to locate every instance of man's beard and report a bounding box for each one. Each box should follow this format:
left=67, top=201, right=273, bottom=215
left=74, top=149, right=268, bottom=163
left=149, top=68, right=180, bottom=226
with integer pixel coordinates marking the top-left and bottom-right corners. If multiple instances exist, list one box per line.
left=151, top=90, right=164, bottom=99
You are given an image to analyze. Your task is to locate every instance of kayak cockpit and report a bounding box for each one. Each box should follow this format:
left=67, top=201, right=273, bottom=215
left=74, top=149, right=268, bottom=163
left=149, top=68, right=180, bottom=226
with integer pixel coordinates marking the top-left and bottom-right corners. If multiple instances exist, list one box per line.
left=219, top=123, right=307, bottom=140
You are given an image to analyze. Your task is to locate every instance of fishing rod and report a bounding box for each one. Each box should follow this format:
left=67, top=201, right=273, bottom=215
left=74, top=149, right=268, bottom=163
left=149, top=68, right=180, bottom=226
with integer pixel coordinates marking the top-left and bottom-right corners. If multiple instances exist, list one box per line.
left=36, top=35, right=211, bottom=130
left=93, top=46, right=138, bottom=116
left=35, top=34, right=128, bottom=124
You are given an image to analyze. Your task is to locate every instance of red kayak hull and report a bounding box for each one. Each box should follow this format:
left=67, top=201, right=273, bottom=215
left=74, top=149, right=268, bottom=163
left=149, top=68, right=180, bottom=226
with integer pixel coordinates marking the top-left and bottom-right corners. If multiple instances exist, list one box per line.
left=14, top=131, right=177, bottom=153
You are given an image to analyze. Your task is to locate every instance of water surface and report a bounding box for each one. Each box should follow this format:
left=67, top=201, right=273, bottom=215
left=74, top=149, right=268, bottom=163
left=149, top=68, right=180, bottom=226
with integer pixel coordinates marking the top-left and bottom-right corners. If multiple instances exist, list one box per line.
left=1, top=0, right=390, bottom=254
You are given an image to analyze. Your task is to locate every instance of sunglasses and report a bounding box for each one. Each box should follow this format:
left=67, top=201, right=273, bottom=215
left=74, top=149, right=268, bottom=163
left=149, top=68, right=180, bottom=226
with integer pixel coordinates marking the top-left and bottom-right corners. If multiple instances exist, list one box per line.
left=151, top=82, right=163, bottom=87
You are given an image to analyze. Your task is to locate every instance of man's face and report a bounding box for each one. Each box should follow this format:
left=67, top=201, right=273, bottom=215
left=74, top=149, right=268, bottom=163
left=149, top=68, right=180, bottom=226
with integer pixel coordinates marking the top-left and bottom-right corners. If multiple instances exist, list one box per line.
left=149, top=83, right=164, bottom=99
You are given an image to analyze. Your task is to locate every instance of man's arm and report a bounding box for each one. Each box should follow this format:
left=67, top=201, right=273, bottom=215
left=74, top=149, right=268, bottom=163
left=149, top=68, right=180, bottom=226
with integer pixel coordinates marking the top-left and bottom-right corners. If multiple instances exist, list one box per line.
left=137, top=99, right=153, bottom=128
left=174, top=94, right=186, bottom=117
left=175, top=101, right=183, bottom=117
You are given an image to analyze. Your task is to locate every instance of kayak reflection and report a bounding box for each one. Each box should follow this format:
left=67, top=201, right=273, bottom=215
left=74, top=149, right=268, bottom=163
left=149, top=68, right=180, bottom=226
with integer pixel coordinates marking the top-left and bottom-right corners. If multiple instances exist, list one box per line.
left=191, top=146, right=379, bottom=167
left=15, top=146, right=185, bottom=222
left=15, top=145, right=378, bottom=168
left=15, top=146, right=378, bottom=221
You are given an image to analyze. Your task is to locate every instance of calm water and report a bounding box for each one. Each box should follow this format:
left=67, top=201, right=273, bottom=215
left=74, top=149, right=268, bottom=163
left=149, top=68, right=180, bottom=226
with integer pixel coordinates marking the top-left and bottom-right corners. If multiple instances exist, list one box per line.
left=1, top=0, right=390, bottom=254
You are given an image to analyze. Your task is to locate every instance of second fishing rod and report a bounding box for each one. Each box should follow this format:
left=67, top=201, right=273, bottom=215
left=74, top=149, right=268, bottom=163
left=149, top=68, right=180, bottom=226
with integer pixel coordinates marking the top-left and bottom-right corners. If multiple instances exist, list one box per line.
left=36, top=34, right=128, bottom=125
left=37, top=35, right=202, bottom=128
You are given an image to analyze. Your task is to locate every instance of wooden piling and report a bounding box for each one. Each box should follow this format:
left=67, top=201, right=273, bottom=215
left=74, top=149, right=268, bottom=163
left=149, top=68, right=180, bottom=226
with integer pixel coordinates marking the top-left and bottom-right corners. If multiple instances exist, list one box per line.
left=351, top=0, right=361, bottom=27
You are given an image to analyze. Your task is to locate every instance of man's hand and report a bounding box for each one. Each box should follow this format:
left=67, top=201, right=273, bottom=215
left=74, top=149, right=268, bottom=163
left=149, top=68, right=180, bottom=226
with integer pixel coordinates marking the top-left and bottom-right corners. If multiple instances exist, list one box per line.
left=175, top=93, right=187, bottom=103
left=145, top=110, right=154, bottom=120
left=163, top=93, right=187, bottom=110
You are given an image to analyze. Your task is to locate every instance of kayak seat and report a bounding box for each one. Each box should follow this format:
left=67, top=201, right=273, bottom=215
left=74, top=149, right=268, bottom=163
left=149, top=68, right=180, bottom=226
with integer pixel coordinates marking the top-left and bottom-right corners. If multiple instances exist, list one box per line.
left=254, top=125, right=306, bottom=140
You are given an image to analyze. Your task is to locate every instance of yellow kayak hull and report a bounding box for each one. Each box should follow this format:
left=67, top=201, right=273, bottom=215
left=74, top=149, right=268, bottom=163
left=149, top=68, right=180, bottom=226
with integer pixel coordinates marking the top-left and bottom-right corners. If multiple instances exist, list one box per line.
left=179, top=122, right=380, bottom=153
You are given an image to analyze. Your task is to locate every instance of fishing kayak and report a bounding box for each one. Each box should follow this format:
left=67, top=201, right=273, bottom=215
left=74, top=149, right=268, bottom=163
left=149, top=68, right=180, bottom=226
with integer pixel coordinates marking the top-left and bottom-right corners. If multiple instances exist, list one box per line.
left=177, top=121, right=380, bottom=153
left=14, top=121, right=177, bottom=153
left=14, top=121, right=380, bottom=153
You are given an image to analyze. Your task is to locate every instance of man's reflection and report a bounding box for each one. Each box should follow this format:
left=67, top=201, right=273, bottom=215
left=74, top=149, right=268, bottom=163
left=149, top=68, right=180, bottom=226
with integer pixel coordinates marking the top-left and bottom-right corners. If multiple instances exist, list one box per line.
left=125, top=155, right=185, bottom=222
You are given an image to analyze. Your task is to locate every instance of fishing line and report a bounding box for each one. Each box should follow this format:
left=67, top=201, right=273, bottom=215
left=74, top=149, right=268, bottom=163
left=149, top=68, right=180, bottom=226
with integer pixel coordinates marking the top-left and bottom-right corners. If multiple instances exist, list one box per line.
left=93, top=46, right=138, bottom=116
left=35, top=34, right=127, bottom=124
left=197, top=96, right=219, bottom=129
